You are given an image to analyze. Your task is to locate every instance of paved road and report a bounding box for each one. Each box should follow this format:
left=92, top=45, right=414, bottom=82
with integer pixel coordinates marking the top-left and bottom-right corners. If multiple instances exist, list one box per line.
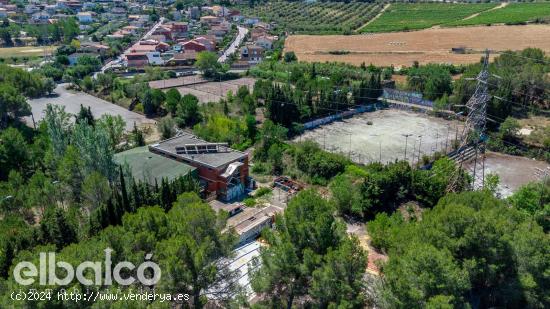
left=97, top=17, right=165, bottom=75
left=25, top=84, right=155, bottom=131
left=218, top=26, right=248, bottom=63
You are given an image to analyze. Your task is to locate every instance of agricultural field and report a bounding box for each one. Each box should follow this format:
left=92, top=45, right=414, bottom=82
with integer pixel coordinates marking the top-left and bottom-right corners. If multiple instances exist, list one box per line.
left=285, top=25, right=550, bottom=67
left=239, top=1, right=383, bottom=34
left=448, top=3, right=550, bottom=26
left=359, top=3, right=497, bottom=33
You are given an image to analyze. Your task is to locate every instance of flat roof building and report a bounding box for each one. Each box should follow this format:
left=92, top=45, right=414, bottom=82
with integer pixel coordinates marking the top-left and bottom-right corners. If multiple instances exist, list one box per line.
left=226, top=205, right=279, bottom=246
left=114, top=146, right=196, bottom=185
left=149, top=133, right=253, bottom=201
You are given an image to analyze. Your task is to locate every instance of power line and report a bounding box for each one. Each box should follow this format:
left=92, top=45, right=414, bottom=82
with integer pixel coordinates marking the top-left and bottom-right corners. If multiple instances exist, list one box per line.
left=448, top=49, right=491, bottom=192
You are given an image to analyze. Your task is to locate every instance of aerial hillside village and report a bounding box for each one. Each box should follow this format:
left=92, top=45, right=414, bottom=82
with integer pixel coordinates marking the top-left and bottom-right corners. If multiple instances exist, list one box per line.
left=0, top=0, right=549, bottom=308
left=0, top=0, right=275, bottom=68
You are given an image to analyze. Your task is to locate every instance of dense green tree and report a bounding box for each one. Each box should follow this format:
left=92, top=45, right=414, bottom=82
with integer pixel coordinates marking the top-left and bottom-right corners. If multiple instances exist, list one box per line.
left=76, top=104, right=95, bottom=126
left=508, top=181, right=550, bottom=232
left=175, top=94, right=201, bottom=127
left=407, top=64, right=452, bottom=101
left=0, top=128, right=30, bottom=180
left=81, top=171, right=111, bottom=214
left=251, top=190, right=366, bottom=308
left=44, top=104, right=72, bottom=159
left=164, top=88, right=182, bottom=115
left=0, top=83, right=30, bottom=127
left=71, top=121, right=116, bottom=180
left=196, top=51, right=223, bottom=78
left=253, top=119, right=288, bottom=161
left=382, top=243, right=470, bottom=308
left=157, top=117, right=176, bottom=139
left=131, top=122, right=145, bottom=147
left=97, top=114, right=126, bottom=149
left=372, top=191, right=550, bottom=308
left=284, top=51, right=297, bottom=63
left=39, top=206, right=77, bottom=250
left=157, top=193, right=237, bottom=307
left=140, top=88, right=165, bottom=117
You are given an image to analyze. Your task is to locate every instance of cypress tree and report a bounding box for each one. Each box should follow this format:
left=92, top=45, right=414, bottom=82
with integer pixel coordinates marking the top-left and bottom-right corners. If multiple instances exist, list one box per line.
left=119, top=166, right=130, bottom=212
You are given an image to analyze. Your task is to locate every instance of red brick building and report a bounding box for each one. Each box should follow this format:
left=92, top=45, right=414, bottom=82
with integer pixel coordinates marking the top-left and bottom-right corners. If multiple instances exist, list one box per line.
left=149, top=134, right=253, bottom=201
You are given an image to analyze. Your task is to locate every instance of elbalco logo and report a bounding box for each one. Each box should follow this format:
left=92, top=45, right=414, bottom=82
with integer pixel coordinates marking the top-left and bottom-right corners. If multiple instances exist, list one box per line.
left=13, top=249, right=161, bottom=286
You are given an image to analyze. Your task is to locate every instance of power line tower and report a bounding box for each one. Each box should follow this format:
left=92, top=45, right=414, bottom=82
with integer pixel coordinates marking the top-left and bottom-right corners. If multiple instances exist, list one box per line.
left=447, top=49, right=491, bottom=192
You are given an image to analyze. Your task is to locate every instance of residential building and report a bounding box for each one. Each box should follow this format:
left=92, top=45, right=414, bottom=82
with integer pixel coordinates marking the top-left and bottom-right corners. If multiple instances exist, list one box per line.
left=200, top=15, right=222, bottom=25
left=250, top=26, right=268, bottom=40
left=182, top=40, right=207, bottom=52
left=194, top=36, right=215, bottom=51
left=125, top=52, right=149, bottom=67
left=128, top=40, right=170, bottom=53
left=208, top=24, right=229, bottom=38
left=76, top=11, right=93, bottom=23
left=31, top=11, right=51, bottom=23
left=166, top=50, right=197, bottom=66
left=211, top=5, right=228, bottom=17
left=149, top=34, right=168, bottom=43
left=0, top=8, right=7, bottom=18
left=24, top=4, right=39, bottom=14
left=122, top=25, right=139, bottom=35
left=227, top=205, right=279, bottom=245
left=167, top=21, right=188, bottom=38
left=243, top=17, right=259, bottom=26
left=80, top=42, right=109, bottom=55
left=241, top=44, right=264, bottom=64
left=254, top=35, right=275, bottom=50
left=188, top=6, right=200, bottom=20
left=145, top=51, right=164, bottom=65
left=149, top=133, right=253, bottom=201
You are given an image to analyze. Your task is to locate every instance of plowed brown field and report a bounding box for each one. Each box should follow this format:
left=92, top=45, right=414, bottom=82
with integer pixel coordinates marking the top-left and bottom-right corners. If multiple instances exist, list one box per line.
left=285, top=25, right=550, bottom=67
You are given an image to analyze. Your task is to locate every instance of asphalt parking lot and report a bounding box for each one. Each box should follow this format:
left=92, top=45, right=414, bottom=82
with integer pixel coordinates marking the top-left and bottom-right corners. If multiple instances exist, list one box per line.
left=26, top=84, right=155, bottom=131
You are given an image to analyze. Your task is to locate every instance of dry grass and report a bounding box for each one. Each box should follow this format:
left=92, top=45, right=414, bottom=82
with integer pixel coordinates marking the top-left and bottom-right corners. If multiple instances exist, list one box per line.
left=0, top=45, right=57, bottom=58
left=285, top=25, right=550, bottom=67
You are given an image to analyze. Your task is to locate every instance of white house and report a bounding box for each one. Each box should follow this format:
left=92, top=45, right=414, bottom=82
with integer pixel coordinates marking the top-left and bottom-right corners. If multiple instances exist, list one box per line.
left=255, top=35, right=275, bottom=50
left=146, top=52, right=164, bottom=65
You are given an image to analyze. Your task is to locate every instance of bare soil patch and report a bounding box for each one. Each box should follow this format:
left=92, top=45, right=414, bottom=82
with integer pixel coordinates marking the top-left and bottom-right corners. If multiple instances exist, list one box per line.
left=464, top=152, right=550, bottom=197
left=293, top=109, right=463, bottom=164
left=285, top=25, right=550, bottom=67
left=175, top=77, right=256, bottom=103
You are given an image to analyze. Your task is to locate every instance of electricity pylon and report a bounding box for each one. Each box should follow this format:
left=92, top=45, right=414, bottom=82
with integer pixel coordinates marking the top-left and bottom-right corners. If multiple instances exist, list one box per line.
left=447, top=50, right=491, bottom=192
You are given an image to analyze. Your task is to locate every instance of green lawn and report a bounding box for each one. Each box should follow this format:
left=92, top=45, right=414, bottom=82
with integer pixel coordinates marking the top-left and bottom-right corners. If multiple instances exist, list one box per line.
left=360, top=3, right=497, bottom=33
left=448, top=3, right=550, bottom=26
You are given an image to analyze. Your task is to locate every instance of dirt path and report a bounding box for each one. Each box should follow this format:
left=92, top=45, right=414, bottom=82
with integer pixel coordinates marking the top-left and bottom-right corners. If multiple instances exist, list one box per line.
left=462, top=2, right=508, bottom=21
left=355, top=3, right=390, bottom=33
